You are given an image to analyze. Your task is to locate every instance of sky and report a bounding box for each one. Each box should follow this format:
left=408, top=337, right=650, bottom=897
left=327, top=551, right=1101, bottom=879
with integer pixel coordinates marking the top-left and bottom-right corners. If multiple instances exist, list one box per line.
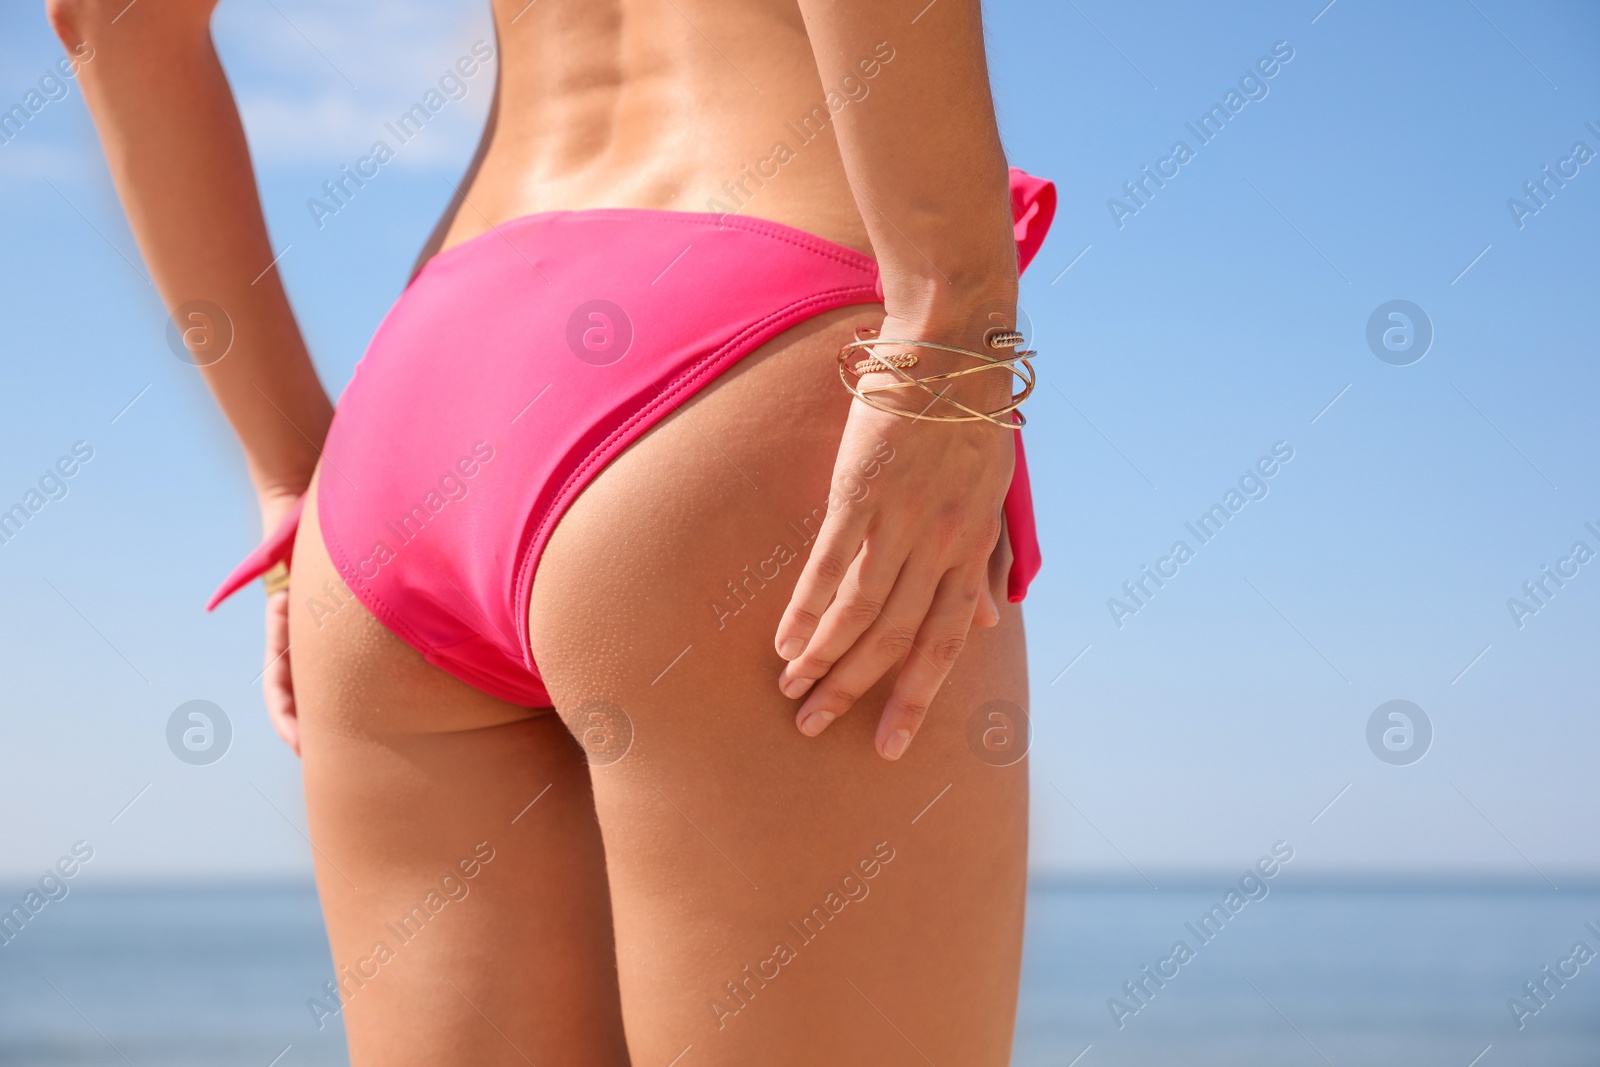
left=0, top=0, right=1596, bottom=884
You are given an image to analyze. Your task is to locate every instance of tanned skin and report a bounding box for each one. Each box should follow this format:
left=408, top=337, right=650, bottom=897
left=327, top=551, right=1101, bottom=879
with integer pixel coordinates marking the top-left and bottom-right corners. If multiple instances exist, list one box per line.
left=51, top=2, right=1031, bottom=1062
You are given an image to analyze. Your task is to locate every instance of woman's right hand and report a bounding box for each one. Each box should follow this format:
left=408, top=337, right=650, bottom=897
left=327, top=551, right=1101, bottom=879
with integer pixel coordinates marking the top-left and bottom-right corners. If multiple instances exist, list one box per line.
left=773, top=313, right=1019, bottom=761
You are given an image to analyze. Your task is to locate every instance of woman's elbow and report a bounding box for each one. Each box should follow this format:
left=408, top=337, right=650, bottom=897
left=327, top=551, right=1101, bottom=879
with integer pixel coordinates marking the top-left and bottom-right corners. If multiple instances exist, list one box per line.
left=46, top=0, right=215, bottom=50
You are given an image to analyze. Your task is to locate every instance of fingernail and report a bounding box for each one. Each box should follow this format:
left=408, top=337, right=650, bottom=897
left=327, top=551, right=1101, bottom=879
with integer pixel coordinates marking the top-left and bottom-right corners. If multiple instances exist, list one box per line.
left=883, top=728, right=911, bottom=760
left=781, top=677, right=815, bottom=700
left=778, top=638, right=805, bottom=661
left=799, top=710, right=834, bottom=737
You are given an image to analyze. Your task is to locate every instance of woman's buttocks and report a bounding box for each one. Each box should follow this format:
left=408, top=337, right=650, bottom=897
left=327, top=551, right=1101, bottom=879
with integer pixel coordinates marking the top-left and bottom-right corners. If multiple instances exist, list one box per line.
left=440, top=0, right=880, bottom=257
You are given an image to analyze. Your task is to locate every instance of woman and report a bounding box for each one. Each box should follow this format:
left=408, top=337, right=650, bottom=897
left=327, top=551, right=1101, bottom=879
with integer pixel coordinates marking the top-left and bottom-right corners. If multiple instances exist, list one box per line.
left=49, top=0, right=1055, bottom=1062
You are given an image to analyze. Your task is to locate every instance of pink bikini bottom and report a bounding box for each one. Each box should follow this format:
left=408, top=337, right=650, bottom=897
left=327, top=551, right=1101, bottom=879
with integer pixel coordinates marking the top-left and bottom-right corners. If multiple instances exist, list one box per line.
left=209, top=168, right=1057, bottom=708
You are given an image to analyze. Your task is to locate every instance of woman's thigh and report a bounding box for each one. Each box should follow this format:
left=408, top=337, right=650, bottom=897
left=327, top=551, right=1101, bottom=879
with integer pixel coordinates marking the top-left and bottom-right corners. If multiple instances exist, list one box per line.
left=529, top=307, right=1031, bottom=1067
left=288, top=472, right=630, bottom=1067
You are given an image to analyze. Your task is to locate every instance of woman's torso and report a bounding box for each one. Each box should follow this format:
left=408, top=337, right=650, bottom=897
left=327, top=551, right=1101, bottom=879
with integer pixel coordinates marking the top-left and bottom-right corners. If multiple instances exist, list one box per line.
left=428, top=0, right=877, bottom=262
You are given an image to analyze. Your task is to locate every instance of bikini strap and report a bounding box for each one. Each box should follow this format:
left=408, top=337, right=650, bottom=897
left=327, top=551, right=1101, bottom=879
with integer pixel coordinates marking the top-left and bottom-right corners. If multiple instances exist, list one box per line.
left=1008, top=166, right=1057, bottom=276
left=205, top=494, right=305, bottom=611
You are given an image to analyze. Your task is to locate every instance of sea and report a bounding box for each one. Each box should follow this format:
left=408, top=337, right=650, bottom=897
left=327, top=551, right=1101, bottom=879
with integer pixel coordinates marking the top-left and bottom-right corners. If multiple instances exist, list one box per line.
left=1, top=881, right=1595, bottom=1065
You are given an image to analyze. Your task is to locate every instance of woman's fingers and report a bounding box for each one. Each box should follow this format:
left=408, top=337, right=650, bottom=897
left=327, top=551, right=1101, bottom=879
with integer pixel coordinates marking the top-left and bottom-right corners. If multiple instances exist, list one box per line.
left=975, top=512, right=1012, bottom=629
left=263, top=591, right=300, bottom=756
left=778, top=389, right=1015, bottom=755
left=975, top=565, right=1000, bottom=629
left=792, top=551, right=943, bottom=736
left=873, top=560, right=988, bottom=759
left=773, top=502, right=870, bottom=664
left=778, top=533, right=909, bottom=700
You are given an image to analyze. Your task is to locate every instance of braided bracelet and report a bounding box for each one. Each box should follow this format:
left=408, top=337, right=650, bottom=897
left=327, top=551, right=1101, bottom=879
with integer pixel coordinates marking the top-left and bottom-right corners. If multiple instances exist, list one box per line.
left=838, top=326, right=1036, bottom=429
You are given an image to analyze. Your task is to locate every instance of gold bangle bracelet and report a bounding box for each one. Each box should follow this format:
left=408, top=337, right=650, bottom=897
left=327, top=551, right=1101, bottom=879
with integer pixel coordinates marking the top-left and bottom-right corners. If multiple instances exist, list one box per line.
left=263, top=562, right=291, bottom=596
left=838, top=327, right=1036, bottom=429
left=851, top=350, right=921, bottom=375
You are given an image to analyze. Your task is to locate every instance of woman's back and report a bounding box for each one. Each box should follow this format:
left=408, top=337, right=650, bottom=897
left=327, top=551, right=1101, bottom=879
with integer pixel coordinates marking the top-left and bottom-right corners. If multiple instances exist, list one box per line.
left=441, top=0, right=872, bottom=255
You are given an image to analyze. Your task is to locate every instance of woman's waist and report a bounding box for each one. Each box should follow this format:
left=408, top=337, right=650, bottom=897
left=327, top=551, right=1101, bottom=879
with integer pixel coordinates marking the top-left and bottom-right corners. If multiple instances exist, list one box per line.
left=453, top=129, right=872, bottom=259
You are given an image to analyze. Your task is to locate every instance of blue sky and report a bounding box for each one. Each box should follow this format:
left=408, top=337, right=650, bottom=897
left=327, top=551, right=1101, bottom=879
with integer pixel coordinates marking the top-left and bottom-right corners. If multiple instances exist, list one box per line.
left=0, top=0, right=1595, bottom=883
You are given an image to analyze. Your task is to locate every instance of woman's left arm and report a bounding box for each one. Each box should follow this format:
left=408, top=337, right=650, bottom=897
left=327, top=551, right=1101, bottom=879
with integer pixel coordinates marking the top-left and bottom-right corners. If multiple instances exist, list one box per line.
left=47, top=0, right=333, bottom=513
left=49, top=0, right=332, bottom=753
